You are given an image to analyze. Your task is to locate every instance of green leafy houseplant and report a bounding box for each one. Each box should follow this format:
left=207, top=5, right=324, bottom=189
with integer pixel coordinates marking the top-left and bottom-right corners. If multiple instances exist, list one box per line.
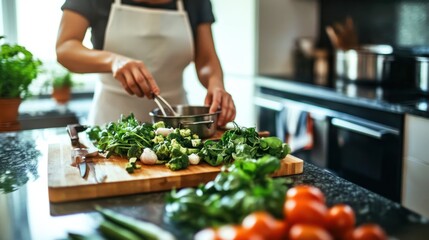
left=52, top=70, right=74, bottom=89
left=0, top=36, right=42, bottom=130
left=48, top=68, right=77, bottom=104
left=0, top=36, right=42, bottom=99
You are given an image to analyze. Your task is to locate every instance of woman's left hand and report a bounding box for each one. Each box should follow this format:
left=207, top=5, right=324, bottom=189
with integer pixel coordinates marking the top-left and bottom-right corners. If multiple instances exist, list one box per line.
left=205, top=87, right=236, bottom=127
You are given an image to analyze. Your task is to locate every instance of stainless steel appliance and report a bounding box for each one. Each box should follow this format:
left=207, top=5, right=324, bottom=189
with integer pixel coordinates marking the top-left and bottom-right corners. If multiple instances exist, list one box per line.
left=255, top=86, right=404, bottom=202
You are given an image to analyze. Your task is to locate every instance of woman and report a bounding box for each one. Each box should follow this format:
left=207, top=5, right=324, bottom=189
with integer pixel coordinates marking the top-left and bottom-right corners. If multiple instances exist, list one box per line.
left=56, top=0, right=236, bottom=126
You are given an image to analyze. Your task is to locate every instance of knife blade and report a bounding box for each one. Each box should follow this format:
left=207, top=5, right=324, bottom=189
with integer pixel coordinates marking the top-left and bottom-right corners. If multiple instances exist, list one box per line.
left=74, top=154, right=88, bottom=178
left=67, top=124, right=98, bottom=178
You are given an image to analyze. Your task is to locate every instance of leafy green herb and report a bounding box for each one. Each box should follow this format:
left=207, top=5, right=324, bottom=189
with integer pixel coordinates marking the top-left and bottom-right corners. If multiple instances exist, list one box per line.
left=86, top=114, right=204, bottom=172
left=165, top=155, right=289, bottom=229
left=0, top=37, right=43, bottom=99
left=199, top=122, right=290, bottom=166
left=87, top=114, right=155, bottom=159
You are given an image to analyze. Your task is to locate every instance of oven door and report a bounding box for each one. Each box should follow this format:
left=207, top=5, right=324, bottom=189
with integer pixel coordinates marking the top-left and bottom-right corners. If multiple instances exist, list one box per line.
left=329, top=117, right=402, bottom=202
left=254, top=95, right=285, bottom=141
left=255, top=94, right=331, bottom=169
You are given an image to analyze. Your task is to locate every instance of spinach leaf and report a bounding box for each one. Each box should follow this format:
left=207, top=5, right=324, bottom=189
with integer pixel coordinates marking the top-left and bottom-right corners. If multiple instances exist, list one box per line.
left=199, top=122, right=291, bottom=166
left=86, top=114, right=154, bottom=159
left=165, top=155, right=290, bottom=230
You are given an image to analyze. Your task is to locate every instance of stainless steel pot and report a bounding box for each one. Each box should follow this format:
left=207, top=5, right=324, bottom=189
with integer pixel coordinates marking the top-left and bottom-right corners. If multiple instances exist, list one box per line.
left=335, top=44, right=393, bottom=82
left=416, top=57, right=429, bottom=93
left=149, top=105, right=220, bottom=138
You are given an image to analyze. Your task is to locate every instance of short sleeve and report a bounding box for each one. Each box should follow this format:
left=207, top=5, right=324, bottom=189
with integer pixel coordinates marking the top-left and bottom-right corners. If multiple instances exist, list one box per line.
left=184, top=0, right=215, bottom=39
left=61, top=0, right=111, bottom=49
left=196, top=0, right=215, bottom=23
left=61, top=0, right=95, bottom=24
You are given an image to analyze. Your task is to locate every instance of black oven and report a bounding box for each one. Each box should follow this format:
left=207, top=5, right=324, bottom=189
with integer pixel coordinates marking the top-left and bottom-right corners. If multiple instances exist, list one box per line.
left=328, top=116, right=402, bottom=202
left=255, top=87, right=404, bottom=203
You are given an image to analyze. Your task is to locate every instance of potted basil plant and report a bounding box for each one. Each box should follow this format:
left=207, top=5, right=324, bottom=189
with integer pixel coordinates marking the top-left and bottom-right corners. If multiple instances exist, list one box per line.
left=50, top=70, right=75, bottom=104
left=0, top=36, right=42, bottom=131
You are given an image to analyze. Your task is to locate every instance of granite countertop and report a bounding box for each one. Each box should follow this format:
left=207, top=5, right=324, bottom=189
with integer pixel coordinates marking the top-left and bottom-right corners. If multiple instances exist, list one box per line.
left=1, top=128, right=428, bottom=240
left=255, top=76, right=429, bottom=118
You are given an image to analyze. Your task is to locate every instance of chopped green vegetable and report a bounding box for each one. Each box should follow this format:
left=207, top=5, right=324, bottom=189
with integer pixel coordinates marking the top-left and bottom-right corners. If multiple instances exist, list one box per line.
left=125, top=157, right=139, bottom=173
left=166, top=152, right=189, bottom=171
left=96, top=206, right=176, bottom=240
left=179, top=128, right=191, bottom=137
left=153, top=141, right=171, bottom=160
left=152, top=121, right=166, bottom=129
left=98, top=220, right=141, bottom=240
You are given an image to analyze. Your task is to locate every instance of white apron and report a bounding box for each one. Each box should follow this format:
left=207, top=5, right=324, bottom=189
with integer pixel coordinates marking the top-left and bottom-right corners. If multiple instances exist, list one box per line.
left=88, top=0, right=194, bottom=125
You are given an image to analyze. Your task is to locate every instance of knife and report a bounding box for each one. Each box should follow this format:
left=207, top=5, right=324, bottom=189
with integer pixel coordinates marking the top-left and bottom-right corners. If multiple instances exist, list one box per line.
left=67, top=124, right=98, bottom=178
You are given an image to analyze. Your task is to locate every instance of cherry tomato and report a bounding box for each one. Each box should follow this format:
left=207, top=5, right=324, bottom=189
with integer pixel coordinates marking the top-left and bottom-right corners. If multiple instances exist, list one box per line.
left=286, top=185, right=326, bottom=204
left=217, top=224, right=264, bottom=240
left=350, top=223, right=387, bottom=240
left=325, top=204, right=356, bottom=239
left=241, top=211, right=277, bottom=238
left=284, top=199, right=328, bottom=227
left=194, top=227, right=221, bottom=240
left=289, top=224, right=333, bottom=240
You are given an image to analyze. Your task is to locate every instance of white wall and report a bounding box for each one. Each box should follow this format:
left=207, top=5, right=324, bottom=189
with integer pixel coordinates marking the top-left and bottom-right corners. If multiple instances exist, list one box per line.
left=258, top=0, right=319, bottom=76
left=211, top=0, right=257, bottom=76
left=183, top=0, right=258, bottom=127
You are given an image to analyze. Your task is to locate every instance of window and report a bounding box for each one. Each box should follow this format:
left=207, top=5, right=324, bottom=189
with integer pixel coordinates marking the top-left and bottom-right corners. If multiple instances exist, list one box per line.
left=2, top=0, right=95, bottom=96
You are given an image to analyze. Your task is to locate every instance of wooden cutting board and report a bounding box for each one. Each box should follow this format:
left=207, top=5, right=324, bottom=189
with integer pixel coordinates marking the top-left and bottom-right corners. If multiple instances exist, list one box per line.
left=48, top=141, right=303, bottom=203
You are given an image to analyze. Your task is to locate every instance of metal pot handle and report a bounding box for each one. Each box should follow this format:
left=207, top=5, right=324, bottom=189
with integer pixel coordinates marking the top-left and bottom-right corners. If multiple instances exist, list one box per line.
left=179, top=120, right=214, bottom=129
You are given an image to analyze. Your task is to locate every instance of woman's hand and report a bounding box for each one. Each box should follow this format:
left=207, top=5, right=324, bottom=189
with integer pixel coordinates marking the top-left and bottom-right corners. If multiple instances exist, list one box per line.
left=205, top=86, right=236, bottom=127
left=112, top=56, right=160, bottom=98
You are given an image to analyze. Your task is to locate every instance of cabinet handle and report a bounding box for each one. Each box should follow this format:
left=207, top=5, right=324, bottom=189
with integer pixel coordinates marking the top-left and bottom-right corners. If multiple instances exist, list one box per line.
left=331, top=118, right=398, bottom=139
left=254, top=97, right=284, bottom=112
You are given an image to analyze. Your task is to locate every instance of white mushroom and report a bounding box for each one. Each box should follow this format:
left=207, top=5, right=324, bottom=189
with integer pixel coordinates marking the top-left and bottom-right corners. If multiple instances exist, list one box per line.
left=140, top=148, right=158, bottom=165
left=155, top=127, right=174, bottom=137
left=188, top=153, right=200, bottom=165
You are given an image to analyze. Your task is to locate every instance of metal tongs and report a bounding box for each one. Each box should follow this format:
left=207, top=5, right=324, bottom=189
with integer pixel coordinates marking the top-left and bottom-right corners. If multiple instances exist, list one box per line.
left=153, top=94, right=178, bottom=117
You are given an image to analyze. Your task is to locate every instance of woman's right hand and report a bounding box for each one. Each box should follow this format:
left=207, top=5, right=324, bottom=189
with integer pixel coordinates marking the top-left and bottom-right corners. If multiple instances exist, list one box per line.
left=112, top=56, right=160, bottom=98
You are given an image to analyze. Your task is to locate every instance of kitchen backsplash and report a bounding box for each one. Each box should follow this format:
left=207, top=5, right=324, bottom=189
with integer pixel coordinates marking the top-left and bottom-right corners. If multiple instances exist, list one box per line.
left=318, top=0, right=429, bottom=48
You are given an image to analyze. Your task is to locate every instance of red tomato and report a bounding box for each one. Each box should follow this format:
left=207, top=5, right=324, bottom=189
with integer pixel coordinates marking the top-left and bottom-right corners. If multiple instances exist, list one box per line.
left=350, top=224, right=387, bottom=240
left=241, top=211, right=277, bottom=238
left=194, top=227, right=221, bottom=240
left=269, top=219, right=289, bottom=240
left=286, top=185, right=326, bottom=204
left=284, top=199, right=328, bottom=227
left=289, top=224, right=333, bottom=240
left=325, top=204, right=356, bottom=239
left=217, top=224, right=264, bottom=240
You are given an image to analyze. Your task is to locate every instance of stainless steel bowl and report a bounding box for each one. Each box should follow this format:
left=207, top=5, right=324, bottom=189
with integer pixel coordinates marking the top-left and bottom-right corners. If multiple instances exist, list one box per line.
left=149, top=105, right=220, bottom=138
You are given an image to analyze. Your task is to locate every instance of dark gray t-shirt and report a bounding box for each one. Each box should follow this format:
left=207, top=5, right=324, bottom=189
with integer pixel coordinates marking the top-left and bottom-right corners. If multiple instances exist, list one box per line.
left=61, top=0, right=215, bottom=50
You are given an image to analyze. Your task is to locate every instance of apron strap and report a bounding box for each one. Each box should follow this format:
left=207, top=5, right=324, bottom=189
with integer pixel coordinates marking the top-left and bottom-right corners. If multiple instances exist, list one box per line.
left=114, top=0, right=184, bottom=11
left=176, top=0, right=184, bottom=12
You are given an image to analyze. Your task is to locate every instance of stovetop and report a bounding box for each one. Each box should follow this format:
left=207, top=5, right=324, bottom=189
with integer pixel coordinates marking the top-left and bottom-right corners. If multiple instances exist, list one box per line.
left=333, top=79, right=429, bottom=112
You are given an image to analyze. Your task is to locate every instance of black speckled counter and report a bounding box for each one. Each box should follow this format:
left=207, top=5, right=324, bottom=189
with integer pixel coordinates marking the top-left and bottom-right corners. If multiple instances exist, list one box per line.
left=0, top=128, right=428, bottom=240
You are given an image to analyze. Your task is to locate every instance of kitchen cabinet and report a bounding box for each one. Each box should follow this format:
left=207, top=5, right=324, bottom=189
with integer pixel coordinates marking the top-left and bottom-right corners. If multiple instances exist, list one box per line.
left=402, top=113, right=429, bottom=218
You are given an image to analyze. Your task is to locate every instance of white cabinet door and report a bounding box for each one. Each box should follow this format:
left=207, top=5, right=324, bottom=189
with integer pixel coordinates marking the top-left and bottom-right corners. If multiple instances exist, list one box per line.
left=402, top=114, right=429, bottom=218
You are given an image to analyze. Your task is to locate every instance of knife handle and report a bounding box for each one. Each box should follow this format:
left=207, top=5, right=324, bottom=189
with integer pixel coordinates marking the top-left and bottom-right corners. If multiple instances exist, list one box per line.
left=67, top=124, right=87, bottom=148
